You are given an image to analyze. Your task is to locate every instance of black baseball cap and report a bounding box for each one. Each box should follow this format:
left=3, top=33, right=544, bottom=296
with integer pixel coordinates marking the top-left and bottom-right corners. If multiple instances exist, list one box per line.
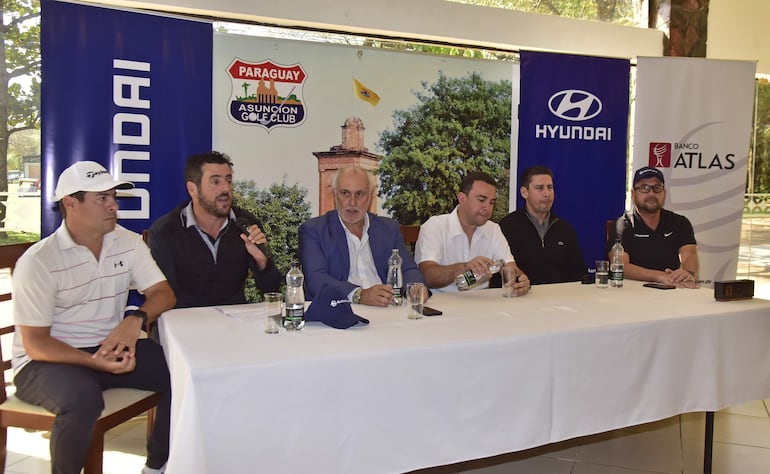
left=633, top=166, right=665, bottom=185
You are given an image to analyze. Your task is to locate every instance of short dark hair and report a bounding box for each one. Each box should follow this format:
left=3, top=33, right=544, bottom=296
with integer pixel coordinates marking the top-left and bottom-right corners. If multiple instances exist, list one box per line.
left=58, top=191, right=86, bottom=218
left=519, top=166, right=553, bottom=189
left=460, top=171, right=497, bottom=194
left=185, top=151, right=233, bottom=187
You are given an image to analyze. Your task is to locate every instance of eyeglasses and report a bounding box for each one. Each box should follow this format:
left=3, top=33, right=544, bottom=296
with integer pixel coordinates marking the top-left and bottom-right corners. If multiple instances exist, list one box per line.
left=634, top=184, right=665, bottom=194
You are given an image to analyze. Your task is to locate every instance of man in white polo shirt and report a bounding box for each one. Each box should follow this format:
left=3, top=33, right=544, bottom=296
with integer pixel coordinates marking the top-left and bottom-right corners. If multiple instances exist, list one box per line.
left=415, top=171, right=530, bottom=295
left=11, top=161, right=176, bottom=474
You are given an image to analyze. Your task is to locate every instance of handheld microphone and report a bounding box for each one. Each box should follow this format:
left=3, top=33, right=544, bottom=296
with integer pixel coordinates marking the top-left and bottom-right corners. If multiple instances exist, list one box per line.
left=615, top=214, right=625, bottom=239
left=235, top=217, right=271, bottom=258
left=616, top=211, right=632, bottom=237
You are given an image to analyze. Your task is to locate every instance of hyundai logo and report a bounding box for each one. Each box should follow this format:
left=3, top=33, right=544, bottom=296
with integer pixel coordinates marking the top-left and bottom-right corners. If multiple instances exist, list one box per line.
left=547, top=90, right=602, bottom=122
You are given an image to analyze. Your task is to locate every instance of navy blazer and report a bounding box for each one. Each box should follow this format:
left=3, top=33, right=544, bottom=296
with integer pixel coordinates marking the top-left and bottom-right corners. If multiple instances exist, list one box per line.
left=299, top=210, right=425, bottom=300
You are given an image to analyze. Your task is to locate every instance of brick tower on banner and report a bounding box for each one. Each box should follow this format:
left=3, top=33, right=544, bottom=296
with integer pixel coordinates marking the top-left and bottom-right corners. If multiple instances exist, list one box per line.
left=313, top=117, right=381, bottom=215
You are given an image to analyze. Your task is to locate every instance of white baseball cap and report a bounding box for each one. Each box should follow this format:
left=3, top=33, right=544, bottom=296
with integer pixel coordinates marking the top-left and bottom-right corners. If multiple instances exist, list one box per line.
left=53, top=161, right=134, bottom=202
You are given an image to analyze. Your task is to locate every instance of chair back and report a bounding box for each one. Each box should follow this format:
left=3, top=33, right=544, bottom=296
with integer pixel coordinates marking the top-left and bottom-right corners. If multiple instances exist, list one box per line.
left=399, top=225, right=420, bottom=254
left=0, top=243, right=33, bottom=302
left=0, top=326, right=12, bottom=405
left=0, top=243, right=33, bottom=406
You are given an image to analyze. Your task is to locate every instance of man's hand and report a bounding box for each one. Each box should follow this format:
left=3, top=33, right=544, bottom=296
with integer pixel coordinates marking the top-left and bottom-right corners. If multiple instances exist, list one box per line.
left=96, top=316, right=142, bottom=360
left=91, top=349, right=137, bottom=374
left=513, top=270, right=531, bottom=296
left=465, top=256, right=499, bottom=279
left=240, top=223, right=269, bottom=270
left=360, top=284, right=395, bottom=307
left=665, top=268, right=699, bottom=289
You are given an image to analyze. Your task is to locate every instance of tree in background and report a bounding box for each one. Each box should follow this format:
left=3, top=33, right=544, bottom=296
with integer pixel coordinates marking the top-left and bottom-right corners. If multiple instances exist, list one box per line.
left=233, top=178, right=311, bottom=302
left=378, top=72, right=511, bottom=225
left=749, top=78, right=770, bottom=195
left=650, top=0, right=709, bottom=57
left=7, top=129, right=38, bottom=171
left=1, top=0, right=40, bottom=234
left=450, top=0, right=636, bottom=24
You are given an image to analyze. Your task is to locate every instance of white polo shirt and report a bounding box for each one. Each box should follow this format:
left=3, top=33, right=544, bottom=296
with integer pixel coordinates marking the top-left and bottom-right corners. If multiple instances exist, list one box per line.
left=415, top=207, right=514, bottom=293
left=11, top=222, right=167, bottom=372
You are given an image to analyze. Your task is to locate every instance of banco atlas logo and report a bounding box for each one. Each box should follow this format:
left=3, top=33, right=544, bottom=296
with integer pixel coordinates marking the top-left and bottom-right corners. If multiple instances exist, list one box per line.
left=226, top=58, right=307, bottom=131
left=648, top=141, right=736, bottom=170
left=547, top=90, right=602, bottom=122
left=649, top=142, right=672, bottom=167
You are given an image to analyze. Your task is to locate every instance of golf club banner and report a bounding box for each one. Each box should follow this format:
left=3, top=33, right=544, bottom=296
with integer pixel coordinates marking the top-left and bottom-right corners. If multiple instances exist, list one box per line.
left=40, top=0, right=212, bottom=236
left=518, top=51, right=630, bottom=266
left=632, top=57, right=756, bottom=283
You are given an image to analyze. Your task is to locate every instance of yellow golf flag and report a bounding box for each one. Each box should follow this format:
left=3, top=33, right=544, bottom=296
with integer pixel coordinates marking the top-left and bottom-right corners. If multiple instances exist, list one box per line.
left=353, top=79, right=380, bottom=106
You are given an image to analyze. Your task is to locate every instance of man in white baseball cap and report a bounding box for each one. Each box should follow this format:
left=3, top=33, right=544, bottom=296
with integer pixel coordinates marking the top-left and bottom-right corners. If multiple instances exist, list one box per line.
left=12, top=160, right=176, bottom=474
left=52, top=160, right=134, bottom=201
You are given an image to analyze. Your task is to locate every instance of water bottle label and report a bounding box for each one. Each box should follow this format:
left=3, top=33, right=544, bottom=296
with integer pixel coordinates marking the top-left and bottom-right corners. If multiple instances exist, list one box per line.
left=285, top=306, right=304, bottom=320
left=461, top=271, right=477, bottom=286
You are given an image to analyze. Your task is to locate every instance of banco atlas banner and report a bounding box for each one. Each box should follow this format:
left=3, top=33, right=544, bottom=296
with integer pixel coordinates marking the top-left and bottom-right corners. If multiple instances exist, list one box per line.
left=518, top=51, right=630, bottom=266
left=633, top=57, right=756, bottom=283
left=41, top=0, right=212, bottom=236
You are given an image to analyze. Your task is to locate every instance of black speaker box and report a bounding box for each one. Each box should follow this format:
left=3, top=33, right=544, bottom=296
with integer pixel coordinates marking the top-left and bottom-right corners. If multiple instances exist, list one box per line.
left=714, top=280, right=754, bottom=301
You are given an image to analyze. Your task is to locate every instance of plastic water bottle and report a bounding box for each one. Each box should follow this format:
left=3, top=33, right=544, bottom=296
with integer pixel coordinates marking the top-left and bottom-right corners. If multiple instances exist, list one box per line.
left=454, top=259, right=504, bottom=291
left=387, top=249, right=403, bottom=306
left=283, top=262, right=305, bottom=330
left=609, top=240, right=624, bottom=288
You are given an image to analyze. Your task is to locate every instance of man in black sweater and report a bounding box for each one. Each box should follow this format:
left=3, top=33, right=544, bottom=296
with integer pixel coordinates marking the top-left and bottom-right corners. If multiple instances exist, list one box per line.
left=147, top=151, right=282, bottom=308
left=499, top=166, right=586, bottom=285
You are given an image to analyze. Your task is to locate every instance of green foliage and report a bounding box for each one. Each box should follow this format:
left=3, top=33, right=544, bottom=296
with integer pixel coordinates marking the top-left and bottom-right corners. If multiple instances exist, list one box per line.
left=1, top=0, right=41, bottom=164
left=449, top=0, right=635, bottom=24
left=1, top=0, right=40, bottom=237
left=8, top=129, right=39, bottom=170
left=0, top=230, right=39, bottom=245
left=361, top=38, right=516, bottom=62
left=233, top=177, right=311, bottom=302
left=750, top=78, right=770, bottom=194
left=377, top=71, right=512, bottom=224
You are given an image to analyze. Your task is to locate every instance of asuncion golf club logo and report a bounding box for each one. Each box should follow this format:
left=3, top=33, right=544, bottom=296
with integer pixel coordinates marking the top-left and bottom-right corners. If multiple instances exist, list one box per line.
left=226, top=58, right=307, bottom=131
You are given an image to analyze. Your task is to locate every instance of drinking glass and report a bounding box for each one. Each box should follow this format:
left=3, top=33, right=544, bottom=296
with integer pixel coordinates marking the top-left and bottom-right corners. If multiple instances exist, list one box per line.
left=501, top=266, right=519, bottom=298
left=264, top=292, right=283, bottom=333
left=406, top=282, right=425, bottom=319
left=595, top=260, right=609, bottom=289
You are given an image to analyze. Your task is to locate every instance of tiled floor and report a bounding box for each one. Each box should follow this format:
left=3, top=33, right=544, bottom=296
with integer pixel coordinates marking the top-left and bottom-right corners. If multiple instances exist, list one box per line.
left=4, top=400, right=770, bottom=473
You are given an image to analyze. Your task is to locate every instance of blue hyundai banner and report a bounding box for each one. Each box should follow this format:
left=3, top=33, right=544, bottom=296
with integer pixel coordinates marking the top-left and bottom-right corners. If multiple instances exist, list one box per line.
left=41, top=0, right=212, bottom=236
left=518, top=51, right=629, bottom=265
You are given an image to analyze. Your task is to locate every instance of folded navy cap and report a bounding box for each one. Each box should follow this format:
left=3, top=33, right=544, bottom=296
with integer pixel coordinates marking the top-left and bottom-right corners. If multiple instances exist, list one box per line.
left=304, top=284, right=370, bottom=329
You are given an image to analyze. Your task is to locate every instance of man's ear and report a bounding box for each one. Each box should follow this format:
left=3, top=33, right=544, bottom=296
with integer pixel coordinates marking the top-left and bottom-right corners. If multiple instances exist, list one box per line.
left=457, top=192, right=466, bottom=205
left=519, top=186, right=528, bottom=199
left=185, top=181, right=197, bottom=199
left=61, top=195, right=76, bottom=210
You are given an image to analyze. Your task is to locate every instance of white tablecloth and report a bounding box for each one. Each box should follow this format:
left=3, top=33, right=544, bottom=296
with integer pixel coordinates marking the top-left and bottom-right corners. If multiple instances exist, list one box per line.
left=158, top=281, right=770, bottom=474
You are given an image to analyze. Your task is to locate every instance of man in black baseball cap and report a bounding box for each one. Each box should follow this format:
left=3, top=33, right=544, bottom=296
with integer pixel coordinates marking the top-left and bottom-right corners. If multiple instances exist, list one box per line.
left=610, top=166, right=699, bottom=288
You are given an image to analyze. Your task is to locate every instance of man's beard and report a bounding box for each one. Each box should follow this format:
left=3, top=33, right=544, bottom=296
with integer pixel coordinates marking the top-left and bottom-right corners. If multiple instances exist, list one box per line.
left=638, top=198, right=662, bottom=213
left=198, top=191, right=231, bottom=218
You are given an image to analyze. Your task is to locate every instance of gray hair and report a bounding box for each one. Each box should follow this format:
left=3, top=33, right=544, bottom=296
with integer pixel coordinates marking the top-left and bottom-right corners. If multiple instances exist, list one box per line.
left=331, top=166, right=376, bottom=194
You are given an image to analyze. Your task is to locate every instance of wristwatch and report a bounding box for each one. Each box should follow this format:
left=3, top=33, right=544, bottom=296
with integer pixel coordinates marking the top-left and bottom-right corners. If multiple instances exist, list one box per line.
left=352, top=287, right=362, bottom=304
left=128, top=309, right=148, bottom=325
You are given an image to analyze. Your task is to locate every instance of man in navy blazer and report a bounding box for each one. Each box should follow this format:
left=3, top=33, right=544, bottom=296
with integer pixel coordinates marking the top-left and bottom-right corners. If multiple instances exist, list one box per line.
left=299, top=166, right=427, bottom=306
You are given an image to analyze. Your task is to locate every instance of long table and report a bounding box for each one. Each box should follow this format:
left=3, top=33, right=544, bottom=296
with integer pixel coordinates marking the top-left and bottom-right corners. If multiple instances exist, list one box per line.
left=158, top=281, right=770, bottom=474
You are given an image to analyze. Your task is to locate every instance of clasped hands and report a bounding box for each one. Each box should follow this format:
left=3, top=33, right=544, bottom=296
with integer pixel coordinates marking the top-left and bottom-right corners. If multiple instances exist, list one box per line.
left=661, top=267, right=698, bottom=289
left=92, top=317, right=143, bottom=374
